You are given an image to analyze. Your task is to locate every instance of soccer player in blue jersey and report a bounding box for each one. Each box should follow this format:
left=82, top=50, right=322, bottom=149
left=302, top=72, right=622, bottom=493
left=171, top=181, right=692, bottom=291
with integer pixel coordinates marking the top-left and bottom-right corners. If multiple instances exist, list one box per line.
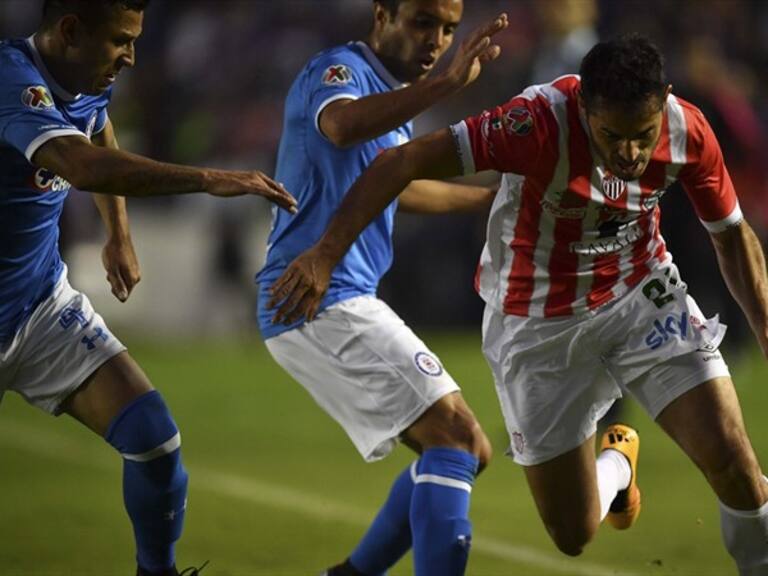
left=0, top=1, right=296, bottom=575
left=257, top=2, right=507, bottom=574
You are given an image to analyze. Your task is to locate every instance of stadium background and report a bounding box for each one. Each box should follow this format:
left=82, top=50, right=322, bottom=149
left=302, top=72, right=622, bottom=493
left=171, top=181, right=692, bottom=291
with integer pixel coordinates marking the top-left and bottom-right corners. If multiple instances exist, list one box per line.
left=1, top=1, right=767, bottom=574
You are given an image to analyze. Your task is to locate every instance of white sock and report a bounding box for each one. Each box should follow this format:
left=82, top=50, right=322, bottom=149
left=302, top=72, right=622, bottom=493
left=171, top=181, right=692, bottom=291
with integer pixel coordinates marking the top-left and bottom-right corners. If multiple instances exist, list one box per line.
left=719, top=476, right=768, bottom=576
left=596, top=448, right=632, bottom=520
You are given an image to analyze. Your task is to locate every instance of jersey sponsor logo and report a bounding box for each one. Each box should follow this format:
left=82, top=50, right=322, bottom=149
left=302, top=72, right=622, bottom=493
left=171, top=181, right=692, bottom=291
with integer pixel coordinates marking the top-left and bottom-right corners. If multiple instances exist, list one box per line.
left=540, top=198, right=587, bottom=219
left=32, top=167, right=71, bottom=193
left=601, top=173, right=627, bottom=201
left=414, top=351, right=443, bottom=377
left=642, top=188, right=666, bottom=211
left=321, top=64, right=352, bottom=85
left=503, top=107, right=533, bottom=136
left=21, top=85, right=54, bottom=110
left=569, top=220, right=644, bottom=255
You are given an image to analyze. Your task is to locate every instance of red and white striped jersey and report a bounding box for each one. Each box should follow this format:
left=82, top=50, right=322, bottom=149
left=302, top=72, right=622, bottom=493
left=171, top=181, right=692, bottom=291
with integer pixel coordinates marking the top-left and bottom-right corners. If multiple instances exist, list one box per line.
left=450, top=75, right=742, bottom=318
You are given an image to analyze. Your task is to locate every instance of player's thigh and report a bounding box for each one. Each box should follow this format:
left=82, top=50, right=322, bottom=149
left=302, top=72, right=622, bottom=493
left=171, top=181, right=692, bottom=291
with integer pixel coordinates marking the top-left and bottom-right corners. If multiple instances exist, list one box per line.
left=481, top=304, right=618, bottom=466
left=62, top=351, right=153, bottom=437
left=655, top=374, right=766, bottom=508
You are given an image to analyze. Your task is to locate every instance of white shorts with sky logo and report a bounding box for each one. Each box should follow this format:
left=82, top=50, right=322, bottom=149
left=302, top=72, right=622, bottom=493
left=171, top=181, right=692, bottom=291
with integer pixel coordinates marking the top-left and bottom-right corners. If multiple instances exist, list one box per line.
left=482, top=263, right=731, bottom=466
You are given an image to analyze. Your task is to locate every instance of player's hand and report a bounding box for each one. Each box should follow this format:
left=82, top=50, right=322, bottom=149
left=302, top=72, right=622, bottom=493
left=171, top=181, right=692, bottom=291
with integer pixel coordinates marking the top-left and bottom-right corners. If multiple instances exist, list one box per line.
left=268, top=247, right=334, bottom=324
left=443, top=13, right=508, bottom=90
left=207, top=169, right=298, bottom=213
left=101, top=236, right=141, bottom=302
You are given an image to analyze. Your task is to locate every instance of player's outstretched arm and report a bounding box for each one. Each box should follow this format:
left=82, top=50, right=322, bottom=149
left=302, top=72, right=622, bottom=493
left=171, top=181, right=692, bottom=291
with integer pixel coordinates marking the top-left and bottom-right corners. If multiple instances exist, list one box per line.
left=711, top=219, right=768, bottom=357
left=33, top=134, right=298, bottom=212
left=398, top=179, right=495, bottom=213
left=269, top=128, right=462, bottom=324
left=320, top=13, right=508, bottom=148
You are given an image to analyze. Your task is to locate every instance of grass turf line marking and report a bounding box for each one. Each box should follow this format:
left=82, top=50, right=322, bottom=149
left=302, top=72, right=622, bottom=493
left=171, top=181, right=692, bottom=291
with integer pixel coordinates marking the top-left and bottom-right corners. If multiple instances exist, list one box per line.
left=0, top=419, right=640, bottom=576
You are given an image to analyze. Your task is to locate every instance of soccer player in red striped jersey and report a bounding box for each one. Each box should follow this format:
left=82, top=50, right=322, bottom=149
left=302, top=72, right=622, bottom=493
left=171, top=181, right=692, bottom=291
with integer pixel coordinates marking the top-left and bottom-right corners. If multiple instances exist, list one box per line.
left=271, top=35, right=768, bottom=573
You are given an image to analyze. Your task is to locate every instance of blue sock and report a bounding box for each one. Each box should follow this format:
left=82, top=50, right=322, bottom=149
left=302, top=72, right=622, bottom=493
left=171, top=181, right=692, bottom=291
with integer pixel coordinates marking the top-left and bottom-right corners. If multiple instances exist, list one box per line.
left=410, top=448, right=478, bottom=576
left=105, top=390, right=189, bottom=573
left=349, top=462, right=416, bottom=575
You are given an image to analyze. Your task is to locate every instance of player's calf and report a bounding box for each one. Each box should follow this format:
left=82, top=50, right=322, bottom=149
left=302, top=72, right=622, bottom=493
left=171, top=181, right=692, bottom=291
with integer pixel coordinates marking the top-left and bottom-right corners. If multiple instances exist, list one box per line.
left=106, top=390, right=189, bottom=575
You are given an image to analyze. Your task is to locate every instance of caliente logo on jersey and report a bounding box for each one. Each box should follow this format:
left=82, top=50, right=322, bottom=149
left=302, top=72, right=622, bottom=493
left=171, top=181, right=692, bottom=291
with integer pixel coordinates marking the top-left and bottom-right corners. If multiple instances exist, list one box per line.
left=322, top=64, right=352, bottom=86
left=21, top=85, right=54, bottom=110
left=503, top=107, right=533, bottom=136
left=414, top=351, right=443, bottom=377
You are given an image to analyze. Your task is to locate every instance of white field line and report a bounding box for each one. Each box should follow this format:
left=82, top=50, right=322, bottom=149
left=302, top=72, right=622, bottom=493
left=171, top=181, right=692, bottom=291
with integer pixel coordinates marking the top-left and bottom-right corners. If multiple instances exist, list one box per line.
left=0, top=419, right=641, bottom=576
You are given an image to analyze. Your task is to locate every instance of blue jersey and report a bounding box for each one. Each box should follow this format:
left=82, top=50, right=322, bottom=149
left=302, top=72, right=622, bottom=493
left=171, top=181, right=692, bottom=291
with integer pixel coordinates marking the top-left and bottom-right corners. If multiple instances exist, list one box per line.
left=0, top=37, right=111, bottom=345
left=256, top=41, right=412, bottom=338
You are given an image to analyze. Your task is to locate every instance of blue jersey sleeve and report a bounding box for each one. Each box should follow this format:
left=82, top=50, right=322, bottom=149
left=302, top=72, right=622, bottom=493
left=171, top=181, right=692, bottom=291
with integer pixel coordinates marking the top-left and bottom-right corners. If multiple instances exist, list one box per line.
left=307, top=49, right=368, bottom=138
left=0, top=52, right=84, bottom=162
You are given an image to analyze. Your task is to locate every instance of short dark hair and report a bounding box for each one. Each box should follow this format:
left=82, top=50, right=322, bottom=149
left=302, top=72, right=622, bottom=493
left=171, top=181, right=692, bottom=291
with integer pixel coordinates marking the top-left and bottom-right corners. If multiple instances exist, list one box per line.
left=42, top=0, right=150, bottom=27
left=374, top=0, right=404, bottom=17
left=579, top=34, right=667, bottom=112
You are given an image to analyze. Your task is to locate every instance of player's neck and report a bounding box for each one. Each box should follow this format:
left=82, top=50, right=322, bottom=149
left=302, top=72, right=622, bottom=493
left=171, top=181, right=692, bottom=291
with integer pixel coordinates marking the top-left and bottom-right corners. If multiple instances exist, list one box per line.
left=365, top=34, right=410, bottom=84
left=33, top=32, right=82, bottom=96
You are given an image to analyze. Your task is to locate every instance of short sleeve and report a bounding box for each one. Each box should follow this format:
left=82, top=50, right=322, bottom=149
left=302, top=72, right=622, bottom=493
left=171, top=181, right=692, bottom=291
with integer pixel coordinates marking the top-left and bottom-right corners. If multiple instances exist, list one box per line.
left=92, top=107, right=109, bottom=135
left=0, top=55, right=84, bottom=161
left=678, top=109, right=742, bottom=233
left=307, top=51, right=366, bottom=138
left=449, top=95, right=553, bottom=175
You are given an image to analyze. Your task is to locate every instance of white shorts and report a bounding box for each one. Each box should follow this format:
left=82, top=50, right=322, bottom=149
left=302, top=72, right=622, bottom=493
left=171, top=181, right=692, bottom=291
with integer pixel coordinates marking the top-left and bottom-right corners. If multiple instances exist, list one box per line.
left=265, top=295, right=461, bottom=462
left=0, top=268, right=126, bottom=415
left=482, top=264, right=731, bottom=466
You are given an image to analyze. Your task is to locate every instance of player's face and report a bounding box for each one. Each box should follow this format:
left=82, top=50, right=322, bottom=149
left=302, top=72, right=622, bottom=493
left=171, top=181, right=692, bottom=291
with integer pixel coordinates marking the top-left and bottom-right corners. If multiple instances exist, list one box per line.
left=73, top=7, right=143, bottom=94
left=582, top=94, right=667, bottom=181
left=377, top=0, right=463, bottom=82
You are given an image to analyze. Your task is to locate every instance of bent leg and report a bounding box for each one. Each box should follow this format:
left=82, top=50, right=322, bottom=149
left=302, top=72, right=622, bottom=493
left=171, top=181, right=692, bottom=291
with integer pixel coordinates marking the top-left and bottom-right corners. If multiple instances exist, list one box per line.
left=523, top=437, right=602, bottom=557
left=62, top=352, right=189, bottom=575
left=657, top=376, right=768, bottom=574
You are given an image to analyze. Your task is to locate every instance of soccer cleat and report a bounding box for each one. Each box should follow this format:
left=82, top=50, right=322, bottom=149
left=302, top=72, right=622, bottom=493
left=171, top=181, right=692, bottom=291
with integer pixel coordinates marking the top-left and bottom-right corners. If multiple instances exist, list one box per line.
left=600, top=423, right=641, bottom=530
left=137, top=561, right=209, bottom=576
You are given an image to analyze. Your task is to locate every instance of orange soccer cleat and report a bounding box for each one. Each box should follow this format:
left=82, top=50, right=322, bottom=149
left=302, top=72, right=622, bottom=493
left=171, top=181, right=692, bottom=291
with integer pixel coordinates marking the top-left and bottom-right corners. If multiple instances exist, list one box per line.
left=601, top=424, right=641, bottom=530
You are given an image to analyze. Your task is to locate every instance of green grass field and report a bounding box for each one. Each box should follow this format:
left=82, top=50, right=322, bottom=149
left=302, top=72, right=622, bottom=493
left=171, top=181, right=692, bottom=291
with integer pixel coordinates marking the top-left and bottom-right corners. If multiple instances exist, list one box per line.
left=0, top=332, right=765, bottom=575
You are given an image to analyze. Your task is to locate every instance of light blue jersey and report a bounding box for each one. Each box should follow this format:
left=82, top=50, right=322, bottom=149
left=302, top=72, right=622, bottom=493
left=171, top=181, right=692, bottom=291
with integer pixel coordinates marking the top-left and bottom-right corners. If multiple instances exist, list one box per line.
left=256, top=41, right=412, bottom=338
left=0, top=37, right=111, bottom=345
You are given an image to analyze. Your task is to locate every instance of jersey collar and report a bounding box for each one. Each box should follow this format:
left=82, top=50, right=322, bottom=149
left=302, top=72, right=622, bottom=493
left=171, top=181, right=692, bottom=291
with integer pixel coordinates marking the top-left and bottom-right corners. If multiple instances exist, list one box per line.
left=26, top=35, right=82, bottom=102
left=354, top=41, right=407, bottom=91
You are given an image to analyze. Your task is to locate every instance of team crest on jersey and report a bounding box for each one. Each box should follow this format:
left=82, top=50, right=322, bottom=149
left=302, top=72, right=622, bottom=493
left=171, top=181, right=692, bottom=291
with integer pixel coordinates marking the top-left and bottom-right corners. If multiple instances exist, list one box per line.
left=503, top=107, right=533, bottom=136
left=322, top=64, right=352, bottom=86
left=601, top=173, right=627, bottom=201
left=414, top=352, right=443, bottom=377
left=21, top=85, right=54, bottom=110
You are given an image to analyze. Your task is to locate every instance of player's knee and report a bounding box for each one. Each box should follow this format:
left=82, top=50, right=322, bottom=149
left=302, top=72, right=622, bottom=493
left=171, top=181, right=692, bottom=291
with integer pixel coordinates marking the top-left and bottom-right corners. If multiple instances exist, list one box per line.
left=704, top=444, right=764, bottom=509
left=418, top=401, right=488, bottom=458
left=105, top=390, right=187, bottom=486
left=546, top=521, right=595, bottom=557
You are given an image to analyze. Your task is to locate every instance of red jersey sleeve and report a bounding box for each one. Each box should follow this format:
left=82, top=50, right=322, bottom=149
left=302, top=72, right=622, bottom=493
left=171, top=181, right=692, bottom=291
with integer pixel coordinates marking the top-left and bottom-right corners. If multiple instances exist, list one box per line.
left=449, top=95, right=554, bottom=175
left=678, top=107, right=742, bottom=232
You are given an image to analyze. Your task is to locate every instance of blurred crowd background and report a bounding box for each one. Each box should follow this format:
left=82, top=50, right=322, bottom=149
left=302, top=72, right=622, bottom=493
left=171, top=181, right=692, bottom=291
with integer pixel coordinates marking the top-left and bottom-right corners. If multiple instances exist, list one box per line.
left=2, top=0, right=767, bottom=349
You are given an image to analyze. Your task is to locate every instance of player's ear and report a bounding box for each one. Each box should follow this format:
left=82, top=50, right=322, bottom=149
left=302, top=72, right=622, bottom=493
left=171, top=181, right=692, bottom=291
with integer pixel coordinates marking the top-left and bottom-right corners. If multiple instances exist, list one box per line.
left=58, top=14, right=83, bottom=48
left=372, top=2, right=390, bottom=30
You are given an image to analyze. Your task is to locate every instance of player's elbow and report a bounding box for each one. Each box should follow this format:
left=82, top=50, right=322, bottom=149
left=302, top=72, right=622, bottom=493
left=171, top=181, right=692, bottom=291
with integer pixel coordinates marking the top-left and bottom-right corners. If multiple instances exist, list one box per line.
left=323, top=121, right=358, bottom=148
